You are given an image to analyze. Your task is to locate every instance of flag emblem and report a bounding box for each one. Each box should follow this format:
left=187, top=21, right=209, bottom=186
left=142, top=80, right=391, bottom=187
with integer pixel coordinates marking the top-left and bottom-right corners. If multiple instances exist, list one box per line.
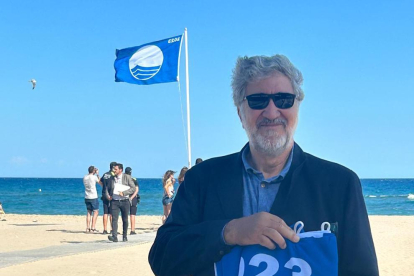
left=129, top=45, right=163, bottom=80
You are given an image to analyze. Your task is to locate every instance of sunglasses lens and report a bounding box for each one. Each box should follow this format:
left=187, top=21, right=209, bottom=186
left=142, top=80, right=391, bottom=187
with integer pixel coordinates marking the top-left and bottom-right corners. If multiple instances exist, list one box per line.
left=274, top=94, right=295, bottom=109
left=246, top=95, right=270, bottom=110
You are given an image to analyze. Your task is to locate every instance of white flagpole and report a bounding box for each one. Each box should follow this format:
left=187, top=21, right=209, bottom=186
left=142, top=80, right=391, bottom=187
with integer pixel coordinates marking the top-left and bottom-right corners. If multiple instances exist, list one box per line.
left=184, top=28, right=192, bottom=169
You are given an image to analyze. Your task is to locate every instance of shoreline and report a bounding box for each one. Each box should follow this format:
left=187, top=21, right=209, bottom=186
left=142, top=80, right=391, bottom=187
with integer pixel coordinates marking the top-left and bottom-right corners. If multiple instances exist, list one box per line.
left=0, top=215, right=413, bottom=275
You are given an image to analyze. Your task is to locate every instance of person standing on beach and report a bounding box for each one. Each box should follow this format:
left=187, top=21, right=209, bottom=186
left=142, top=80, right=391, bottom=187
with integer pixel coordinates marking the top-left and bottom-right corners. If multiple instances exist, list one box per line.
left=104, top=163, right=136, bottom=242
left=149, top=54, right=379, bottom=275
left=176, top=166, right=188, bottom=194
left=125, top=167, right=139, bottom=235
left=83, top=166, right=102, bottom=233
left=161, top=170, right=175, bottom=225
left=0, top=201, right=6, bottom=221
left=100, top=161, right=116, bottom=235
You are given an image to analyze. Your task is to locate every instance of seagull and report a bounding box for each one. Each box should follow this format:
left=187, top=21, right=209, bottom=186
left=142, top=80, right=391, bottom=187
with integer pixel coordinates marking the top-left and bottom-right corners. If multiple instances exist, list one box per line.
left=29, top=79, right=36, bottom=89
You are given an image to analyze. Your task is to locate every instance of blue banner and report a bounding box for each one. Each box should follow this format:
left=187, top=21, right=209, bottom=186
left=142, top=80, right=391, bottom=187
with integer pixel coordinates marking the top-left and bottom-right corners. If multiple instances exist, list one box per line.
left=114, top=35, right=183, bottom=85
left=215, top=230, right=338, bottom=276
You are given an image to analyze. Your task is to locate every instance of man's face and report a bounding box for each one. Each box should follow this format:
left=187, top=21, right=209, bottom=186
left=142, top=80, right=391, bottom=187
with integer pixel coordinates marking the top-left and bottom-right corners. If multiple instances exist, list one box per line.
left=238, top=73, right=299, bottom=157
left=113, top=166, right=122, bottom=176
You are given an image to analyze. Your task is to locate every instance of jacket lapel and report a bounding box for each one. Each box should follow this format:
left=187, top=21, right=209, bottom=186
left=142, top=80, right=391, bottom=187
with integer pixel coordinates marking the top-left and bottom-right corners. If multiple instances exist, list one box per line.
left=217, top=144, right=246, bottom=219
left=270, top=142, right=307, bottom=215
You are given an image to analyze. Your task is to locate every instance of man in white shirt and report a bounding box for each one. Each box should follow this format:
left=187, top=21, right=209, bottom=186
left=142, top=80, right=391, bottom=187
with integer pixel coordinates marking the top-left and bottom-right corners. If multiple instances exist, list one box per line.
left=104, top=163, right=136, bottom=242
left=83, top=166, right=102, bottom=233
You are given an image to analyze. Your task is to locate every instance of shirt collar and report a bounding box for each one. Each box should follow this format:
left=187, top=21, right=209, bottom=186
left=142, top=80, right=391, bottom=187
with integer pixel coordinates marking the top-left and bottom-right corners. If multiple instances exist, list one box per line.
left=241, top=144, right=294, bottom=181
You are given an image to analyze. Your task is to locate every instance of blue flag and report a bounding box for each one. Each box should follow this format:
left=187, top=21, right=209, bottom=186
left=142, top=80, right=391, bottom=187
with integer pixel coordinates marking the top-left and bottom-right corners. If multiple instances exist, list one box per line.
left=114, top=35, right=183, bottom=85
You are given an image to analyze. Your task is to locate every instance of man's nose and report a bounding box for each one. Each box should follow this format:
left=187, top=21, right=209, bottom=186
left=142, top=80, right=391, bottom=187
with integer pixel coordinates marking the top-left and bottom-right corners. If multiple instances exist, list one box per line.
left=262, top=99, right=281, bottom=119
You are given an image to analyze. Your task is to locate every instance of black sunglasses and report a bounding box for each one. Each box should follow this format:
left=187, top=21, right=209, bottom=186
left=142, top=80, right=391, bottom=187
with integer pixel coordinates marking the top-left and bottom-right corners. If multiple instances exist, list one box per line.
left=244, top=93, right=296, bottom=110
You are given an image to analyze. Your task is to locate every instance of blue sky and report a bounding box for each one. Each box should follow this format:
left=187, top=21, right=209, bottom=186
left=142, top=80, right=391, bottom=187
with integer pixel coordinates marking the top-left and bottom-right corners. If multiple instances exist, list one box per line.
left=1, top=1, right=413, bottom=178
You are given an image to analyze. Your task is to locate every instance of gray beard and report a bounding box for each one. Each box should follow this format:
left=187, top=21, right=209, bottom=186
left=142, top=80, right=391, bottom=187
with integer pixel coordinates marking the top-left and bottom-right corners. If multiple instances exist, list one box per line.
left=249, top=129, right=290, bottom=157
left=243, top=117, right=294, bottom=157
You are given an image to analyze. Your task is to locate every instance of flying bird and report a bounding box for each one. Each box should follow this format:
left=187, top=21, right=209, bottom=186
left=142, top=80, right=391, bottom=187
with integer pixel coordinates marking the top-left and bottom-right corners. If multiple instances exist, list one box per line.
left=29, top=79, right=36, bottom=89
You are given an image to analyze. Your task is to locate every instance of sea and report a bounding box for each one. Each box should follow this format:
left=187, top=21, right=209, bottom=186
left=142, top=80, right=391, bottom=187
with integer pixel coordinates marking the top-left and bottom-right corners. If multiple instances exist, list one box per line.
left=0, top=178, right=413, bottom=216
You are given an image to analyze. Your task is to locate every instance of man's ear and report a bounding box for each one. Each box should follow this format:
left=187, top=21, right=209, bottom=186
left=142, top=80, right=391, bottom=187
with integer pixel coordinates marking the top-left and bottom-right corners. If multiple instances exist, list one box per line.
left=237, top=106, right=245, bottom=129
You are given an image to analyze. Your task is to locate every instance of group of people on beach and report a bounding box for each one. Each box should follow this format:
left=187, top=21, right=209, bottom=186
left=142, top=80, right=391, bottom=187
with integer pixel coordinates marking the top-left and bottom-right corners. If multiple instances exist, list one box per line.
left=82, top=162, right=139, bottom=242
left=82, top=158, right=203, bottom=242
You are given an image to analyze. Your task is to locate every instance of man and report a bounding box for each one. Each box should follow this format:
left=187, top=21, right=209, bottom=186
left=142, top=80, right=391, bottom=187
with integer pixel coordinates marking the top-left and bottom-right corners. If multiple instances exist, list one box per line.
left=195, top=158, right=203, bottom=165
left=125, top=167, right=140, bottom=235
left=149, top=55, right=379, bottom=275
left=104, top=163, right=135, bottom=242
left=100, top=161, right=117, bottom=234
left=83, top=166, right=102, bottom=233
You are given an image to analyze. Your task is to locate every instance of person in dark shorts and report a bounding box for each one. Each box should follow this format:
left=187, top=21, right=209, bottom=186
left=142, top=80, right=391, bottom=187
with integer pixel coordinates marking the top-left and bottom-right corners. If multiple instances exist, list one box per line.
left=83, top=166, right=102, bottom=233
left=125, top=167, right=139, bottom=235
left=100, top=161, right=116, bottom=234
left=161, top=170, right=175, bottom=224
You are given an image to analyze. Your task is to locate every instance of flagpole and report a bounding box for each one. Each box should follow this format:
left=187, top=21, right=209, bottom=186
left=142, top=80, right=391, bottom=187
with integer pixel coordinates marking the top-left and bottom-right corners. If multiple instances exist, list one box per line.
left=184, top=28, right=192, bottom=169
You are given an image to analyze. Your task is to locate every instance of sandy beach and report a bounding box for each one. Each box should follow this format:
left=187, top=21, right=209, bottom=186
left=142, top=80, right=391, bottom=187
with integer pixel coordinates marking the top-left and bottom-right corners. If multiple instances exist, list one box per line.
left=0, top=215, right=413, bottom=276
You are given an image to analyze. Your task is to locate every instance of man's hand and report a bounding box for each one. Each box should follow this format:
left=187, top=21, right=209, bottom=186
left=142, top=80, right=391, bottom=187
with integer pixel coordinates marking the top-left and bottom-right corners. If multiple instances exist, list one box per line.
left=119, top=192, right=124, bottom=196
left=224, top=212, right=300, bottom=250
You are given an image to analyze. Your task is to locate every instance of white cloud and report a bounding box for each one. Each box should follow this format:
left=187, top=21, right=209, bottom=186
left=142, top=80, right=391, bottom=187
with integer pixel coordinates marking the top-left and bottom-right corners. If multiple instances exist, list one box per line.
left=10, top=156, right=29, bottom=165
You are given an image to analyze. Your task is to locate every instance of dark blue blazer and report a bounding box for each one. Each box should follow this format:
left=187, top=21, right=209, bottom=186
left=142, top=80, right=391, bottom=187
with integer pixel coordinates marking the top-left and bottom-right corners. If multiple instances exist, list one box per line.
left=149, top=143, right=379, bottom=276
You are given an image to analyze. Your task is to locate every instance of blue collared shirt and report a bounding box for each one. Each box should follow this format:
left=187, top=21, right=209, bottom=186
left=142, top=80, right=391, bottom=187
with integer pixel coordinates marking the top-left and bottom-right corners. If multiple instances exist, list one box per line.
left=221, top=145, right=294, bottom=244
left=241, top=145, right=294, bottom=216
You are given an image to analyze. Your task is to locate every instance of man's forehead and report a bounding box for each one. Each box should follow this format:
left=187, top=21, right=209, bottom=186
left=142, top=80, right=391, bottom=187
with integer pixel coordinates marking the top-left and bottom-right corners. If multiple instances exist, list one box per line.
left=249, top=71, right=284, bottom=82
left=246, top=73, right=293, bottom=93
left=257, top=70, right=289, bottom=80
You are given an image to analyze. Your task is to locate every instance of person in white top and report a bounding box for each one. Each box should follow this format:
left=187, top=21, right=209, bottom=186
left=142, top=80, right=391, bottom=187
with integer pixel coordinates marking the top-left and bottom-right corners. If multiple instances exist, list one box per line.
left=83, top=166, right=102, bottom=233
left=0, top=201, right=5, bottom=221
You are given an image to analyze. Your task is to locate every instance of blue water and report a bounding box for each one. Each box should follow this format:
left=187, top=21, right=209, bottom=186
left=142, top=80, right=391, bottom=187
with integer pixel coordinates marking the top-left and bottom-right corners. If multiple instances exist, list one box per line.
left=0, top=178, right=413, bottom=215
left=361, top=179, right=414, bottom=215
left=0, top=178, right=165, bottom=216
